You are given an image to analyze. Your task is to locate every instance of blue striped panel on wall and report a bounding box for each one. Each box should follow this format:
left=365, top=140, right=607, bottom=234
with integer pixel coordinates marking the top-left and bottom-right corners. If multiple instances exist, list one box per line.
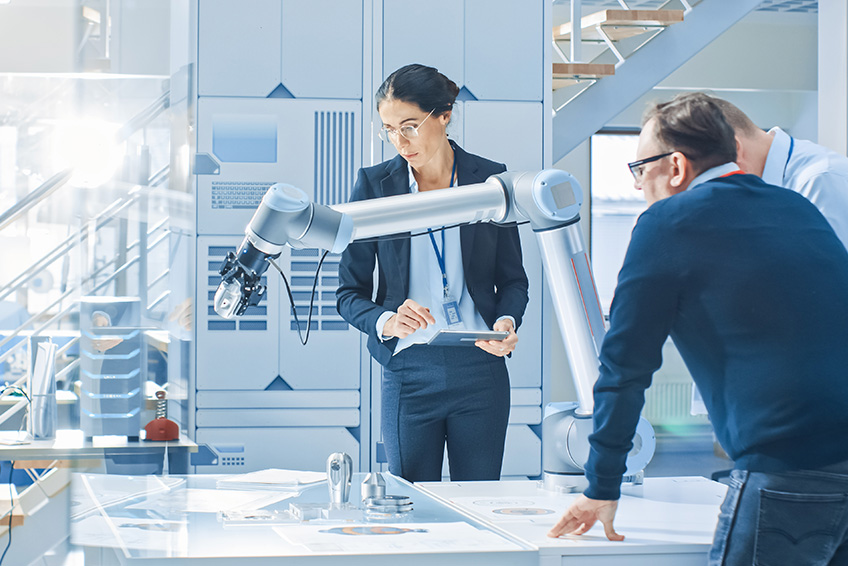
left=313, top=110, right=355, bottom=206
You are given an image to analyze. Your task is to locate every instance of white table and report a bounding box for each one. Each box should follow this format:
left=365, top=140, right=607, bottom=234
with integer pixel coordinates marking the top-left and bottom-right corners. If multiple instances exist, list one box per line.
left=416, top=476, right=727, bottom=566
left=70, top=472, right=538, bottom=566
left=64, top=473, right=727, bottom=566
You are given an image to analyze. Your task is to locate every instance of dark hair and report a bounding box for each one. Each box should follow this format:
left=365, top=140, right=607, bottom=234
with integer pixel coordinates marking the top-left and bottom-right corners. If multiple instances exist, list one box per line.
left=643, top=93, right=737, bottom=176
left=375, top=64, right=460, bottom=116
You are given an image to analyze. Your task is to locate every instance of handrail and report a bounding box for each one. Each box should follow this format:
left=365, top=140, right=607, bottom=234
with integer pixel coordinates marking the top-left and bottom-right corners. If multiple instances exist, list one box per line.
left=0, top=169, right=73, bottom=233
left=147, top=216, right=169, bottom=237
left=148, top=164, right=169, bottom=187
left=0, top=398, right=28, bottom=428
left=0, top=250, right=142, bottom=365
left=56, top=358, right=80, bottom=382
left=147, top=290, right=171, bottom=311
left=91, top=255, right=140, bottom=294
left=56, top=335, right=79, bottom=359
left=147, top=229, right=170, bottom=253
left=0, top=161, right=169, bottom=303
left=115, top=90, right=170, bottom=143
left=0, top=287, right=75, bottom=356
left=0, top=191, right=141, bottom=303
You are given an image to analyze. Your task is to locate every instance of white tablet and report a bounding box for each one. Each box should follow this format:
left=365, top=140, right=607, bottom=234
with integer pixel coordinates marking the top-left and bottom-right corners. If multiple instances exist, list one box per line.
left=426, top=329, right=509, bottom=347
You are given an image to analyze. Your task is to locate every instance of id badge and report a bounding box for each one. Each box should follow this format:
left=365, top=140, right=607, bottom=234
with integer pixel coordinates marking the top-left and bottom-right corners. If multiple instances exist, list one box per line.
left=442, top=300, right=462, bottom=327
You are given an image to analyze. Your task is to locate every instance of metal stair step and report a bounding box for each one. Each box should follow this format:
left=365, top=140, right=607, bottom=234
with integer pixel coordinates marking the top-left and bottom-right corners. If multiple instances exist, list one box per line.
left=554, top=9, right=684, bottom=42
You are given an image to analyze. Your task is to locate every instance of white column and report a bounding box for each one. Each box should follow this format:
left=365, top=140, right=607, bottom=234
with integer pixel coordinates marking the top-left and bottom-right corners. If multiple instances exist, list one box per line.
left=818, top=0, right=848, bottom=155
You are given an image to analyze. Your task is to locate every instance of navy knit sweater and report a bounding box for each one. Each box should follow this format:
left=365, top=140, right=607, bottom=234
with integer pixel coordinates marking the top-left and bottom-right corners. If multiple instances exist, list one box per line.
left=585, top=172, right=848, bottom=501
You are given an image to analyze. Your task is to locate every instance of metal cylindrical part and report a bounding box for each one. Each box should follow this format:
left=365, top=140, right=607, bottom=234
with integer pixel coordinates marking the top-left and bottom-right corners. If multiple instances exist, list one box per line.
left=297, top=203, right=353, bottom=253
left=332, top=179, right=508, bottom=242
left=245, top=183, right=315, bottom=255
left=536, top=224, right=606, bottom=416
left=361, top=472, right=386, bottom=501
left=326, top=452, right=353, bottom=505
left=234, top=238, right=272, bottom=277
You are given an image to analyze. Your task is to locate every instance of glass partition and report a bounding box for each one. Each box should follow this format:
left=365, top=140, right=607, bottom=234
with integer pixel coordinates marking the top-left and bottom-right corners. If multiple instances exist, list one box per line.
left=0, top=2, right=192, bottom=436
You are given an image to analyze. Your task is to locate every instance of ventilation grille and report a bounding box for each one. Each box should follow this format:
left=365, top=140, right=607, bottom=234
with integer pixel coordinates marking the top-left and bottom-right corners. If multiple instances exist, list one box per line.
left=220, top=455, right=245, bottom=467
left=211, top=181, right=272, bottom=209
left=314, top=111, right=355, bottom=206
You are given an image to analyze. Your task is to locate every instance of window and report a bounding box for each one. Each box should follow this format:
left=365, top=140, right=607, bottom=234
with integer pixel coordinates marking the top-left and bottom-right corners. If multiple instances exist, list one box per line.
left=589, top=132, right=709, bottom=428
left=589, top=132, right=646, bottom=314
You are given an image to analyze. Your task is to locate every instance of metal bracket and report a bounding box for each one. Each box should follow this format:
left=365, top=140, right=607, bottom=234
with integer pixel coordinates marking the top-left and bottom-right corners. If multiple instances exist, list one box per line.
left=193, top=153, right=221, bottom=175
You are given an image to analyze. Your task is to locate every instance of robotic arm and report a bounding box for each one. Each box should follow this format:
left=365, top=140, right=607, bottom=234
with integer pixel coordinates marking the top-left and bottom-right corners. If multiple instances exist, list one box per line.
left=213, top=169, right=655, bottom=490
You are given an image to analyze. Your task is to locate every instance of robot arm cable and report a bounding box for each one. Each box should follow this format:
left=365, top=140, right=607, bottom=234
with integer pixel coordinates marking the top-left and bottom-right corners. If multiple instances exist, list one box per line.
left=267, top=251, right=329, bottom=346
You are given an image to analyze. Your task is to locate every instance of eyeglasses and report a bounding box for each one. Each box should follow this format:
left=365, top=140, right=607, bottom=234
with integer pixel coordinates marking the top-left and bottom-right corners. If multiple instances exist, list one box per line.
left=378, top=109, right=434, bottom=143
left=627, top=152, right=674, bottom=182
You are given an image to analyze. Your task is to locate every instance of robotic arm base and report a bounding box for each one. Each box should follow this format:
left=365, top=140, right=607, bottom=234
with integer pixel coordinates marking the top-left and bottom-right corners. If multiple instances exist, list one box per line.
left=541, top=402, right=656, bottom=494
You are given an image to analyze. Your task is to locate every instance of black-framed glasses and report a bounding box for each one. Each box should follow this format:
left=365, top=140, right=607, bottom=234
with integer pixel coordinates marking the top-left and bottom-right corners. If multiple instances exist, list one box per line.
left=627, top=152, right=674, bottom=182
left=378, top=109, right=434, bottom=143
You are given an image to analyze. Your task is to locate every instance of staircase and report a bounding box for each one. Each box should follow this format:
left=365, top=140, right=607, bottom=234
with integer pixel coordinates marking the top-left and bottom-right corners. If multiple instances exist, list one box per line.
left=553, top=7, right=684, bottom=90
left=551, top=0, right=764, bottom=162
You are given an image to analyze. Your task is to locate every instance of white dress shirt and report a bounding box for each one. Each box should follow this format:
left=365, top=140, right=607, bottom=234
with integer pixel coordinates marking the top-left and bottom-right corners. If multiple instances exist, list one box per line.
left=375, top=165, right=490, bottom=355
left=763, top=127, right=848, bottom=250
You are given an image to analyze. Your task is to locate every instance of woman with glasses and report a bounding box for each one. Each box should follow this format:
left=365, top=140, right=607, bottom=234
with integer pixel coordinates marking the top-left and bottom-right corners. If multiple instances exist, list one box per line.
left=336, top=64, right=529, bottom=483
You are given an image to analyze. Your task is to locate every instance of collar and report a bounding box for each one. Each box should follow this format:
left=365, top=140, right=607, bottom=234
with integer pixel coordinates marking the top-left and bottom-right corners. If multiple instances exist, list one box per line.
left=688, top=162, right=742, bottom=190
left=762, top=127, right=791, bottom=186
left=408, top=163, right=419, bottom=193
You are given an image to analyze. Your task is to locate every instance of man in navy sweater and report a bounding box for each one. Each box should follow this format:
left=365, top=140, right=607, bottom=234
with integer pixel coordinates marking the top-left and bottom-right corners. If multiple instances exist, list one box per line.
left=548, top=93, right=848, bottom=565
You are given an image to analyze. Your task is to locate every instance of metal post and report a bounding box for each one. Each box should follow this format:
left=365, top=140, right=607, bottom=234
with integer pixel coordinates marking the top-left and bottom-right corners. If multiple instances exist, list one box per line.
left=138, top=192, right=149, bottom=314
left=570, top=0, right=583, bottom=63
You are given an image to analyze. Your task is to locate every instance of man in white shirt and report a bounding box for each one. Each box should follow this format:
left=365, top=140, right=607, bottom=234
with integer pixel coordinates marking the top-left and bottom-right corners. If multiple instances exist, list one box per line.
left=712, top=96, right=848, bottom=249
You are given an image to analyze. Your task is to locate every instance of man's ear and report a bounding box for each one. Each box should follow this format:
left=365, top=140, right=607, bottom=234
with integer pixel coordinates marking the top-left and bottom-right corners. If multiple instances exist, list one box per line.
left=734, top=135, right=747, bottom=172
left=668, top=151, right=690, bottom=191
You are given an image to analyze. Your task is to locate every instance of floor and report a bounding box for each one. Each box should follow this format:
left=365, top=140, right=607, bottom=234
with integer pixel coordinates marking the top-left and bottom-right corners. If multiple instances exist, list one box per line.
left=643, top=425, right=733, bottom=483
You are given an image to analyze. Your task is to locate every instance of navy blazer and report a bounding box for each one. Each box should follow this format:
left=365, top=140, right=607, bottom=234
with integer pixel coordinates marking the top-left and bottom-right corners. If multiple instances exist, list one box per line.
left=336, top=142, right=530, bottom=367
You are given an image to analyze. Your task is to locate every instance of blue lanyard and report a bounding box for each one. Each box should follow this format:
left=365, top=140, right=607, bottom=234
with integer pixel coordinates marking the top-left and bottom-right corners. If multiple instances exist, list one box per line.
left=783, top=136, right=795, bottom=180
left=427, top=151, right=457, bottom=298
left=428, top=229, right=449, bottom=297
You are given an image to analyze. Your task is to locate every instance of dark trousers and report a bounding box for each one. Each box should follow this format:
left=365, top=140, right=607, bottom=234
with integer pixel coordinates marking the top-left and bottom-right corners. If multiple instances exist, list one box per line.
left=381, top=344, right=510, bottom=482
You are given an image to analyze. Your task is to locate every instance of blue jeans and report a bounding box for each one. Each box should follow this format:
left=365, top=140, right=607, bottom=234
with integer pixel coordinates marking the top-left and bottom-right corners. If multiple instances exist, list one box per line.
left=381, top=344, right=510, bottom=483
left=710, top=462, right=848, bottom=566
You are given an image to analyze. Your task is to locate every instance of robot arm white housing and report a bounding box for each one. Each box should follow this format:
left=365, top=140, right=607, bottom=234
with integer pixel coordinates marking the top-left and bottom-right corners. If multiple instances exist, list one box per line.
left=213, top=169, right=655, bottom=488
